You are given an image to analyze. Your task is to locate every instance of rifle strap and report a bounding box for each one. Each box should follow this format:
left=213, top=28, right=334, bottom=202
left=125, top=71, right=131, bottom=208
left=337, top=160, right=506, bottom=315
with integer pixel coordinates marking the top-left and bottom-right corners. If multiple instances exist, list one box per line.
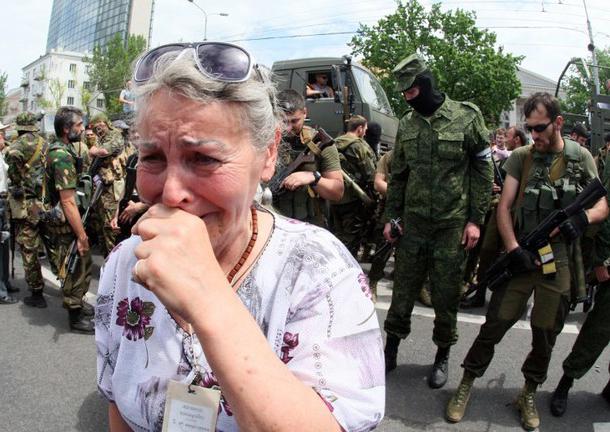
left=305, top=139, right=322, bottom=157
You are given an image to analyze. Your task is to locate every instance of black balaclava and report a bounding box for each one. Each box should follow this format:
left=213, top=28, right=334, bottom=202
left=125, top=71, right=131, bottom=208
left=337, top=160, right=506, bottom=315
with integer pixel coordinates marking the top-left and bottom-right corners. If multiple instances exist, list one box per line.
left=406, top=70, right=445, bottom=117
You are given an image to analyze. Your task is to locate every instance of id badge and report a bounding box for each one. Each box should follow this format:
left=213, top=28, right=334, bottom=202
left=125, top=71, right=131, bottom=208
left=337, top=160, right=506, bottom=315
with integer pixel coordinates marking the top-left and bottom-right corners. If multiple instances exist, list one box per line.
left=162, top=379, right=221, bottom=432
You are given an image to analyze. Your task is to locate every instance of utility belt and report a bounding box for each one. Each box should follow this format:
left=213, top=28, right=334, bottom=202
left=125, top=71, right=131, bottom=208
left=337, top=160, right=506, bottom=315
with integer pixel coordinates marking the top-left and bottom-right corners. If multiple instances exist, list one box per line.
left=44, top=222, right=73, bottom=235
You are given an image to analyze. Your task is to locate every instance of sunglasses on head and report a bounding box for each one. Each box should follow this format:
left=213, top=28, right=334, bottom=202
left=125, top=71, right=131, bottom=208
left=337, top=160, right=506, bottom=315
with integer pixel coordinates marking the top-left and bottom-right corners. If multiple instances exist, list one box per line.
left=525, top=119, right=554, bottom=133
left=134, top=42, right=259, bottom=84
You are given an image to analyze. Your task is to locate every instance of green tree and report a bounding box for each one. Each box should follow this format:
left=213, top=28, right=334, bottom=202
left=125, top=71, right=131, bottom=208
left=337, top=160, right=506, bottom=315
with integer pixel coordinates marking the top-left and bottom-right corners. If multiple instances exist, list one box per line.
left=85, top=33, right=147, bottom=116
left=48, top=78, right=66, bottom=109
left=559, top=48, right=610, bottom=116
left=349, top=0, right=522, bottom=125
left=0, top=71, right=7, bottom=117
left=80, top=85, right=93, bottom=117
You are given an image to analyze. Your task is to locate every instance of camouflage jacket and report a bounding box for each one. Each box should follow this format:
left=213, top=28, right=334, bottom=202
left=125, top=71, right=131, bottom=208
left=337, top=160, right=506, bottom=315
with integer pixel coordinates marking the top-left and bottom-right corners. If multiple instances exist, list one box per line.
left=46, top=140, right=80, bottom=207
left=384, top=96, right=493, bottom=227
left=6, top=132, right=47, bottom=200
left=333, top=133, right=376, bottom=204
left=97, top=128, right=125, bottom=184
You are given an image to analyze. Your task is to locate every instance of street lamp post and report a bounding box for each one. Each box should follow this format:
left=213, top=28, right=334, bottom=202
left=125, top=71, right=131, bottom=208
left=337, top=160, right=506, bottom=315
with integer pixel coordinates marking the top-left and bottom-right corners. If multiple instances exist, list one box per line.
left=187, top=0, right=229, bottom=41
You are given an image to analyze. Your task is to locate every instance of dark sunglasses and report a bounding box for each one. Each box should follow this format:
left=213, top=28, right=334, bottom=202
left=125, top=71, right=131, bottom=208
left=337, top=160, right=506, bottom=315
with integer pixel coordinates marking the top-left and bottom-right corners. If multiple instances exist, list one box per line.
left=134, top=42, right=258, bottom=84
left=525, top=120, right=554, bottom=133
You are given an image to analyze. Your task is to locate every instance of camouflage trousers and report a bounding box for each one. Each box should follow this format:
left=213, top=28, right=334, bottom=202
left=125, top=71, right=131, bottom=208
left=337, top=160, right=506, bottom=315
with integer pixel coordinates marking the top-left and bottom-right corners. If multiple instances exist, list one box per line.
left=562, top=282, right=610, bottom=379
left=92, top=187, right=118, bottom=257
left=462, top=265, right=571, bottom=384
left=14, top=218, right=44, bottom=290
left=384, top=224, right=466, bottom=347
left=43, top=226, right=92, bottom=310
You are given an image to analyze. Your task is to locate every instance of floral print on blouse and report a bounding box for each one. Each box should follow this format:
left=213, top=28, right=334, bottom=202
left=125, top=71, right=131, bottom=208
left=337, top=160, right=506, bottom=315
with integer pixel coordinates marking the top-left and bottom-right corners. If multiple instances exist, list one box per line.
left=95, top=210, right=385, bottom=432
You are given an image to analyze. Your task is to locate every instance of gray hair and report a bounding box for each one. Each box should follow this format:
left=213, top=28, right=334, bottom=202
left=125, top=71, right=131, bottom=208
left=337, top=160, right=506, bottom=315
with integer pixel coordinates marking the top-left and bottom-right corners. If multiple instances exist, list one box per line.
left=134, top=52, right=280, bottom=151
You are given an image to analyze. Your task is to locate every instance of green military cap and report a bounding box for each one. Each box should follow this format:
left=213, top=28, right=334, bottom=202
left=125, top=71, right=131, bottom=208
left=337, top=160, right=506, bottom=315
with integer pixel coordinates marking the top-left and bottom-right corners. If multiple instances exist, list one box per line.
left=90, top=113, right=110, bottom=125
left=15, top=112, right=40, bottom=132
left=392, top=54, right=428, bottom=92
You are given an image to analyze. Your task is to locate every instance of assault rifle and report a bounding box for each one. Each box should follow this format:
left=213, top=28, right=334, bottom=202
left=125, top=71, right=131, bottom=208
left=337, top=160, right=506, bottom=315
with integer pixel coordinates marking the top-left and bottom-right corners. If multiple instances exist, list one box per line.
left=268, top=128, right=335, bottom=196
left=372, top=218, right=402, bottom=262
left=60, top=178, right=104, bottom=287
left=492, top=157, right=504, bottom=190
left=462, top=177, right=607, bottom=299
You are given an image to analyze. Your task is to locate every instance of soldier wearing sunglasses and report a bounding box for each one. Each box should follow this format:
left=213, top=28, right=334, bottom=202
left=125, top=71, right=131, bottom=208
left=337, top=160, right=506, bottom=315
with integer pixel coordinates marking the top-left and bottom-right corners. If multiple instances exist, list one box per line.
left=447, top=92, right=609, bottom=430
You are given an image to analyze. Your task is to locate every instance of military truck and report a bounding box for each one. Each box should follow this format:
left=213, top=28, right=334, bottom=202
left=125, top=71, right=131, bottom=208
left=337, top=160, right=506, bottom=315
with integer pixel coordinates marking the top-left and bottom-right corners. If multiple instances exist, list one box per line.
left=272, top=56, right=399, bottom=152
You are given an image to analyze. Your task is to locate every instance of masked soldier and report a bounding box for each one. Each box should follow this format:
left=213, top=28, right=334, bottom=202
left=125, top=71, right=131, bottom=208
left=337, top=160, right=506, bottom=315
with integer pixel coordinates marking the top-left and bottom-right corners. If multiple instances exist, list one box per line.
left=330, top=115, right=376, bottom=256
left=446, top=93, right=608, bottom=430
left=383, top=54, right=493, bottom=389
left=272, top=89, right=343, bottom=226
left=89, top=113, right=126, bottom=256
left=6, top=112, right=49, bottom=307
left=44, top=106, right=95, bottom=333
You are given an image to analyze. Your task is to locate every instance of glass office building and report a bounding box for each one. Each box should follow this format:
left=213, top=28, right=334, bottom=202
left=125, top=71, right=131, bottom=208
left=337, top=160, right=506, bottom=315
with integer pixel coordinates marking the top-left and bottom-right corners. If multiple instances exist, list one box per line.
left=46, top=0, right=153, bottom=53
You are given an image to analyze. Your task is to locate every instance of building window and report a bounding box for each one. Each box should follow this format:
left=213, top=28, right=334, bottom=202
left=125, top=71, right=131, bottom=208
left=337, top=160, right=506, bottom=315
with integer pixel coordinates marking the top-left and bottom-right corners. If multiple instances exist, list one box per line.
left=67, top=96, right=75, bottom=105
left=68, top=80, right=75, bottom=89
left=83, top=81, right=91, bottom=91
left=69, top=63, right=77, bottom=72
left=96, top=98, right=104, bottom=108
left=30, top=101, right=35, bottom=110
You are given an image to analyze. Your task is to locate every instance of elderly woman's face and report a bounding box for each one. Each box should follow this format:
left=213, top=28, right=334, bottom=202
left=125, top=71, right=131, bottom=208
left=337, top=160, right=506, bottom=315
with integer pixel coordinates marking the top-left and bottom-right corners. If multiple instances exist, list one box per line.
left=136, top=89, right=277, bottom=249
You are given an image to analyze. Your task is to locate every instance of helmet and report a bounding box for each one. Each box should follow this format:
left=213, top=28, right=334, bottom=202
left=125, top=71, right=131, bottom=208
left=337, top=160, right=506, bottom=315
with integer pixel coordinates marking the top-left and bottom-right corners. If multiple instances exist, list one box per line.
left=15, top=112, right=40, bottom=132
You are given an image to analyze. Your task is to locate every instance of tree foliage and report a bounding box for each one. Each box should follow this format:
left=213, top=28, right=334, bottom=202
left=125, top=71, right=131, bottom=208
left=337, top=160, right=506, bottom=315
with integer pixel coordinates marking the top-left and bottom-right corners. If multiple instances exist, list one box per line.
left=85, top=33, right=147, bottom=116
left=349, top=0, right=522, bottom=125
left=0, top=71, right=7, bottom=117
left=48, top=78, right=66, bottom=110
left=559, top=48, right=610, bottom=116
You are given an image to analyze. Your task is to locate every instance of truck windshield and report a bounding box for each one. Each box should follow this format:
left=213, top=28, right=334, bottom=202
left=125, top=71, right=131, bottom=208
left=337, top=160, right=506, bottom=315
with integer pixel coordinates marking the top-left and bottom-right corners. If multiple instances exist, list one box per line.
left=352, top=67, right=394, bottom=116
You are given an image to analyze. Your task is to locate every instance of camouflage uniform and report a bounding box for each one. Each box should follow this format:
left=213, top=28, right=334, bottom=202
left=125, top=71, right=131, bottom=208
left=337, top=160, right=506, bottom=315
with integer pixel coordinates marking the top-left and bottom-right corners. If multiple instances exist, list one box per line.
left=45, top=140, right=93, bottom=309
left=6, top=113, right=47, bottom=292
left=92, top=127, right=125, bottom=256
left=383, top=96, right=492, bottom=347
left=273, top=125, right=341, bottom=226
left=330, top=133, right=377, bottom=256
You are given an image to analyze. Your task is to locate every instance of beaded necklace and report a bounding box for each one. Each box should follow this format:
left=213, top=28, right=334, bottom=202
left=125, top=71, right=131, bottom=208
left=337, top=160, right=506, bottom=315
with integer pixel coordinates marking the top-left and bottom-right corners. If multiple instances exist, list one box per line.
left=226, top=206, right=258, bottom=284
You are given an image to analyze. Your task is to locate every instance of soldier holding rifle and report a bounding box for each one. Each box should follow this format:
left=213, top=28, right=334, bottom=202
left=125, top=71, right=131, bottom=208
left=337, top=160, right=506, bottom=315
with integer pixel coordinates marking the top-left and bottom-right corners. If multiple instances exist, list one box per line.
left=272, top=89, right=343, bottom=226
left=446, top=92, right=608, bottom=431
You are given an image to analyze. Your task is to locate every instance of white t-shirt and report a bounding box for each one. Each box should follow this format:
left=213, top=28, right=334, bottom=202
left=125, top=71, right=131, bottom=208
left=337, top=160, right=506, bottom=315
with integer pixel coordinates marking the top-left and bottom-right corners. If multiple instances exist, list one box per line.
left=95, top=211, right=385, bottom=432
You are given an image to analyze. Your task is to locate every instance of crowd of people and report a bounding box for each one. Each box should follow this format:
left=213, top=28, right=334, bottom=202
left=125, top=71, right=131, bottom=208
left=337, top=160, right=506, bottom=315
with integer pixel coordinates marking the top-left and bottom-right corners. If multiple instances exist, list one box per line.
left=0, top=43, right=609, bottom=431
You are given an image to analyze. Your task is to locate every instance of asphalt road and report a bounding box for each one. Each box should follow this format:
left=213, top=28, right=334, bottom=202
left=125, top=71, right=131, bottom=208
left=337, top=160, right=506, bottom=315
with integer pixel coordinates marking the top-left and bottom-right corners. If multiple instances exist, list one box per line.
left=0, top=253, right=608, bottom=431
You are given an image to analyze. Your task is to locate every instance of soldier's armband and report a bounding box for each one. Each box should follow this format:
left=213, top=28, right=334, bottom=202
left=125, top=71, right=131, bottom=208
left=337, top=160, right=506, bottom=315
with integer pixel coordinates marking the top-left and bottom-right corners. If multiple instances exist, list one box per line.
left=475, top=147, right=492, bottom=161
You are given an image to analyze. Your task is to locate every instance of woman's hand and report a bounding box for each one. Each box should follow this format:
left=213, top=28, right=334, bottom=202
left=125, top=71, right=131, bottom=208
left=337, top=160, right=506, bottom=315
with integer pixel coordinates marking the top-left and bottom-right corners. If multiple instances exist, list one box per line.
left=131, top=204, right=227, bottom=322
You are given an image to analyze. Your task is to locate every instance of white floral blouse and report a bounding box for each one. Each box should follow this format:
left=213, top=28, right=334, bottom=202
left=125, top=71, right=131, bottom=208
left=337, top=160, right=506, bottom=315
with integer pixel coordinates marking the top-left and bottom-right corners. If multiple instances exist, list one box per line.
left=95, top=211, right=385, bottom=431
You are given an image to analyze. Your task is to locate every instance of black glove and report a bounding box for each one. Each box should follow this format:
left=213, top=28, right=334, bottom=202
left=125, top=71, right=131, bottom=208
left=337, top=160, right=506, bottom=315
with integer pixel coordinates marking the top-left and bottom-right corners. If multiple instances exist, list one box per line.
left=559, top=210, right=589, bottom=242
left=507, top=247, right=539, bottom=274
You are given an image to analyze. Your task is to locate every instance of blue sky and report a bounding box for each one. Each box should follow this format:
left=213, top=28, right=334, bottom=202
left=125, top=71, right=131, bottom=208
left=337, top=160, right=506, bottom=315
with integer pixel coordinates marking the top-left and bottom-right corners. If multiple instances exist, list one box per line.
left=3, top=0, right=610, bottom=90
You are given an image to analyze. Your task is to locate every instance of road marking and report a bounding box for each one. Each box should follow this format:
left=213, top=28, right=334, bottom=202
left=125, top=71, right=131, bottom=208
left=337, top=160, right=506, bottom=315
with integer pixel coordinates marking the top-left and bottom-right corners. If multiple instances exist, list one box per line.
left=375, top=281, right=581, bottom=335
left=594, top=423, right=610, bottom=432
left=41, top=263, right=580, bottom=334
left=41, top=265, right=98, bottom=304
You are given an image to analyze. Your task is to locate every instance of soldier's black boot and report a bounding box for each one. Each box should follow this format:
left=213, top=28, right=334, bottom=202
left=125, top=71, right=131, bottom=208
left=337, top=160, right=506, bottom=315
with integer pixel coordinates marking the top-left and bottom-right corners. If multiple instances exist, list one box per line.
left=23, top=288, right=47, bottom=308
left=81, top=301, right=95, bottom=318
left=550, top=375, right=573, bottom=417
left=384, top=334, right=401, bottom=373
left=428, top=346, right=450, bottom=389
left=68, top=308, right=95, bottom=334
left=602, top=378, right=610, bottom=405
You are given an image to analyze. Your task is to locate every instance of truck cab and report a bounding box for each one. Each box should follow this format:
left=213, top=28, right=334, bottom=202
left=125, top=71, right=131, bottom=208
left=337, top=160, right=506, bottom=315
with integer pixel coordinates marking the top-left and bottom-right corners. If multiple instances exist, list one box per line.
left=272, top=56, right=398, bottom=153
